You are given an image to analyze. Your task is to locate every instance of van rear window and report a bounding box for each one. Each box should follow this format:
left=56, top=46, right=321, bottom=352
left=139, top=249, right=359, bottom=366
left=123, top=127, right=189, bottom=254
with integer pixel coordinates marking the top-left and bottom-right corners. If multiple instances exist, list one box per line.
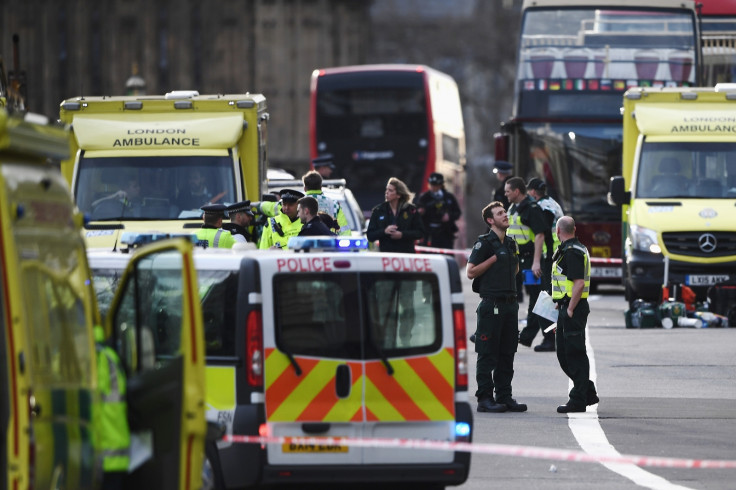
left=273, top=272, right=442, bottom=359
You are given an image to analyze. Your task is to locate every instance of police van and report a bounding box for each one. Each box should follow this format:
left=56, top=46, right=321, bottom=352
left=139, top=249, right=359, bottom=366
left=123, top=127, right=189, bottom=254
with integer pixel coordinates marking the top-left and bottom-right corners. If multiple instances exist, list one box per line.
left=88, top=235, right=473, bottom=489
left=1, top=109, right=207, bottom=490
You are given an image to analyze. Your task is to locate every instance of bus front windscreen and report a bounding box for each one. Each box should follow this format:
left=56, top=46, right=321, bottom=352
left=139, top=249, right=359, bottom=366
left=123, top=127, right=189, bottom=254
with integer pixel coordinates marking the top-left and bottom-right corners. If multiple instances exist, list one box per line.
left=315, top=71, right=429, bottom=208
left=75, top=155, right=237, bottom=221
left=516, top=122, right=621, bottom=222
left=516, top=7, right=697, bottom=119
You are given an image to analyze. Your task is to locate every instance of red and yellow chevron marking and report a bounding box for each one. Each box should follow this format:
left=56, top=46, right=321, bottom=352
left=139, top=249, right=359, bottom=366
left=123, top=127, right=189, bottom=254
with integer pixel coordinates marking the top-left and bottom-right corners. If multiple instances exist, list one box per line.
left=265, top=348, right=363, bottom=422
left=365, top=348, right=455, bottom=422
left=265, top=348, right=456, bottom=424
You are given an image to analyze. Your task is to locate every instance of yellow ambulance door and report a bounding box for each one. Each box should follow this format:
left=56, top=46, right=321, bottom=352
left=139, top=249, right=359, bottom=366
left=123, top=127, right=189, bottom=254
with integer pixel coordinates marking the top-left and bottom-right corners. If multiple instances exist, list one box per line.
left=1, top=258, right=10, bottom=488
left=106, top=239, right=206, bottom=490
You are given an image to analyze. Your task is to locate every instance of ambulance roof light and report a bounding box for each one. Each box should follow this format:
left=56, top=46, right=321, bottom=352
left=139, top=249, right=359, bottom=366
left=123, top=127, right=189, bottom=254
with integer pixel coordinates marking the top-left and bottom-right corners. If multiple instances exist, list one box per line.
left=61, top=101, right=83, bottom=111
left=165, top=90, right=200, bottom=100
left=120, top=232, right=201, bottom=251
left=288, top=236, right=368, bottom=252
left=715, top=83, right=736, bottom=93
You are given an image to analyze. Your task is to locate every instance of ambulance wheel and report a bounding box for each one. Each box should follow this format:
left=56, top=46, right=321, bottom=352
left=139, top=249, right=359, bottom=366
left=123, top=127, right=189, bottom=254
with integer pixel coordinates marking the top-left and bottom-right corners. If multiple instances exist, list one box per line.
left=202, top=442, right=225, bottom=490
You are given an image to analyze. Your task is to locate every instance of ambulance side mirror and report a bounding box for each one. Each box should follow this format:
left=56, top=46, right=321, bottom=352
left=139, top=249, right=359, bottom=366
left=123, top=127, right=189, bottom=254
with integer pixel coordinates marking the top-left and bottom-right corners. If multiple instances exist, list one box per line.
left=608, top=176, right=630, bottom=206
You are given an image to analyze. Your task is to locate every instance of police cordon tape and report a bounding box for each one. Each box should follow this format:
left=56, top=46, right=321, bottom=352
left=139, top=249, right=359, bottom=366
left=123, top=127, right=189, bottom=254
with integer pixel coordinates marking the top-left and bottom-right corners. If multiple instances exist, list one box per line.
left=222, top=434, right=736, bottom=469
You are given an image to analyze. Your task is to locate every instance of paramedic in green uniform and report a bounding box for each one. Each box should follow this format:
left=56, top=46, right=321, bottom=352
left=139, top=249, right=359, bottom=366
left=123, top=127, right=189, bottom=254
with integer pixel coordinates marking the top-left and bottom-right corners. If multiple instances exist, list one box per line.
left=466, top=201, right=527, bottom=413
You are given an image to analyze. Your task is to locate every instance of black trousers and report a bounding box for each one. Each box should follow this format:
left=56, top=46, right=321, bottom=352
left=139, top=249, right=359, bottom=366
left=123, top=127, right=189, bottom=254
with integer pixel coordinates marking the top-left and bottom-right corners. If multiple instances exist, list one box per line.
left=474, top=299, right=519, bottom=402
left=555, top=301, right=592, bottom=406
left=519, top=258, right=554, bottom=345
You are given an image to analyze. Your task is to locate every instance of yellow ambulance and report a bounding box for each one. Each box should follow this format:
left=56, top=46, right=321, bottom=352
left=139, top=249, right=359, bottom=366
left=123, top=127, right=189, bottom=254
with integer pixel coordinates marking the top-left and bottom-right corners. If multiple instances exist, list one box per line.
left=1, top=108, right=207, bottom=489
left=59, top=91, right=269, bottom=248
left=609, top=85, right=736, bottom=305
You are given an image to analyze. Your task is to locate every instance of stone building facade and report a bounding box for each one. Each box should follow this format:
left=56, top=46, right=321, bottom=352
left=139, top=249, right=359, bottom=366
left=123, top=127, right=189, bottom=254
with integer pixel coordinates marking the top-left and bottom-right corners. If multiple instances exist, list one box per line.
left=0, top=0, right=371, bottom=168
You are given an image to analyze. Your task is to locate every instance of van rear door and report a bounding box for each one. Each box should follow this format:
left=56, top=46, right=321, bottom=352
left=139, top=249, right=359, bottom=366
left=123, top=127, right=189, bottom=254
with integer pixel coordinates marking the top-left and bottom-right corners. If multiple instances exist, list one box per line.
left=106, top=239, right=206, bottom=490
left=360, top=263, right=456, bottom=465
left=265, top=269, right=365, bottom=465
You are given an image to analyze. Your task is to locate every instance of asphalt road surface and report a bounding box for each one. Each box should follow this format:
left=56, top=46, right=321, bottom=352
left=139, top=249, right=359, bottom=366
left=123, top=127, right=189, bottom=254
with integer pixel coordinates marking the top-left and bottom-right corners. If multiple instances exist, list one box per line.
left=459, top=278, right=736, bottom=490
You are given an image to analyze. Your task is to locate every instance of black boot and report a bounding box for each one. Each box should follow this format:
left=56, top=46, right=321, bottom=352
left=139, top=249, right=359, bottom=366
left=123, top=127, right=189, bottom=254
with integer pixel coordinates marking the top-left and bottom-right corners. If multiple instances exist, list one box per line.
left=534, top=338, right=555, bottom=352
left=477, top=397, right=508, bottom=413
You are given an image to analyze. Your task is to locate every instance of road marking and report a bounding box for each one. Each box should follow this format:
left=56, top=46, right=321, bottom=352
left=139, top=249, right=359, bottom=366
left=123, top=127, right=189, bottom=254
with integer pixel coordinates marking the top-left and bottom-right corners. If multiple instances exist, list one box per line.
left=566, top=326, right=695, bottom=489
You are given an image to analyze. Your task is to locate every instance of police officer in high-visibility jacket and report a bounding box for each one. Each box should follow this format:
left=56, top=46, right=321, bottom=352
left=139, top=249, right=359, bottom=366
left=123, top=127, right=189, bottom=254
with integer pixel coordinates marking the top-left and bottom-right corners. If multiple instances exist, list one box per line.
left=94, top=325, right=130, bottom=489
left=504, top=177, right=547, bottom=348
left=521, top=177, right=564, bottom=352
left=258, top=189, right=304, bottom=249
left=196, top=203, right=236, bottom=248
left=551, top=216, right=599, bottom=413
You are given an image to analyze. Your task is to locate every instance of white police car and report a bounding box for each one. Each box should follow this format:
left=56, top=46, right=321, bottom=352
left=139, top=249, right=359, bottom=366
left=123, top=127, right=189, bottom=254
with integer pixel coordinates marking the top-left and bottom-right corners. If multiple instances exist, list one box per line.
left=267, top=178, right=366, bottom=235
left=88, top=234, right=472, bottom=489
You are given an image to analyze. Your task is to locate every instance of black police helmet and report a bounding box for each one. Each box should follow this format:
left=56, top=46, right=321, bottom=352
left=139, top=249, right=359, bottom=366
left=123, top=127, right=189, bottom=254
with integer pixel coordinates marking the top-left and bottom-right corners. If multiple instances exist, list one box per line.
left=527, top=177, right=546, bottom=192
left=428, top=172, right=444, bottom=185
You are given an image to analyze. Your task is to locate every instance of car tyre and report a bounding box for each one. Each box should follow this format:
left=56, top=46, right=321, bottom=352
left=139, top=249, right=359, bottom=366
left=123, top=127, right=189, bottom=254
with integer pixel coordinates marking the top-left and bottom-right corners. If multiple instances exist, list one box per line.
left=202, top=441, right=225, bottom=490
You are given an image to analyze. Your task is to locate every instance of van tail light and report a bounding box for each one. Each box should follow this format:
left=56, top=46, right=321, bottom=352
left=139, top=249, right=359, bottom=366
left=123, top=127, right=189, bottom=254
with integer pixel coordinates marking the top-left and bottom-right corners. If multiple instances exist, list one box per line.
left=246, top=310, right=263, bottom=387
left=452, top=306, right=468, bottom=390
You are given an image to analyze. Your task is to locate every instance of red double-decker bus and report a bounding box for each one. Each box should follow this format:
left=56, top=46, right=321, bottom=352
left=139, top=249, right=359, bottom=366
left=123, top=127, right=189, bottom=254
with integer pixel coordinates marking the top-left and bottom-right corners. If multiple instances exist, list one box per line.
left=495, top=0, right=700, bottom=287
left=310, top=64, right=467, bottom=247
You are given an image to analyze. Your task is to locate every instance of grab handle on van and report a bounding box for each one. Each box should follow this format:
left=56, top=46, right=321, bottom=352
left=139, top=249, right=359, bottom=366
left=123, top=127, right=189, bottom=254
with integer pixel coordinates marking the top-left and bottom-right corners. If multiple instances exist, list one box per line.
left=335, top=364, right=351, bottom=398
left=301, top=423, right=330, bottom=434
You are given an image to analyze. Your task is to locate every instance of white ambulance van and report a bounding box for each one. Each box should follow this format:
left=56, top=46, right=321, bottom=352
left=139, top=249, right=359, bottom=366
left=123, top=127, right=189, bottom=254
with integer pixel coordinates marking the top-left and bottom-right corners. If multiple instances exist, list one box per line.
left=88, top=236, right=473, bottom=489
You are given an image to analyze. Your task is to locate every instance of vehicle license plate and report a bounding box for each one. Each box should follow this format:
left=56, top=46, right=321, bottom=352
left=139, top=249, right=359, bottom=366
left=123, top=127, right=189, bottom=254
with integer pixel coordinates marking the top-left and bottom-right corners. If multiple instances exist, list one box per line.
left=685, top=274, right=730, bottom=286
left=590, top=267, right=622, bottom=278
left=282, top=442, right=348, bottom=453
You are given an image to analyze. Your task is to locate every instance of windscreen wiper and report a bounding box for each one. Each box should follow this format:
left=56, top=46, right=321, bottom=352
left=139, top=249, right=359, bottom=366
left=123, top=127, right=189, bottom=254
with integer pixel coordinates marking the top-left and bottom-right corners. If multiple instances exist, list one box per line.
left=371, top=340, right=394, bottom=376
left=283, top=350, right=303, bottom=376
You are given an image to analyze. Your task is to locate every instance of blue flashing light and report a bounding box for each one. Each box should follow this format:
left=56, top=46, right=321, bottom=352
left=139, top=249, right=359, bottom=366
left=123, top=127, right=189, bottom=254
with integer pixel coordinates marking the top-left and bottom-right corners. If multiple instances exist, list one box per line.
left=288, top=235, right=368, bottom=252
left=455, top=422, right=471, bottom=438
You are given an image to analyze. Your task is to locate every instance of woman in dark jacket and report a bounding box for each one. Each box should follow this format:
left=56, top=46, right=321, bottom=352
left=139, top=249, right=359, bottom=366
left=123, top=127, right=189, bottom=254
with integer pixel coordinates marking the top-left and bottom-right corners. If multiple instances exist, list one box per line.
left=367, top=177, right=425, bottom=253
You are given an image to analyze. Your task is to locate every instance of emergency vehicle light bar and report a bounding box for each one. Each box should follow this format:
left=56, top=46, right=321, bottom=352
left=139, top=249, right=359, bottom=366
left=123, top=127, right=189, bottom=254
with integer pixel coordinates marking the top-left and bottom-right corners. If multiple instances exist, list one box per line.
left=288, top=236, right=368, bottom=252
left=120, top=232, right=200, bottom=248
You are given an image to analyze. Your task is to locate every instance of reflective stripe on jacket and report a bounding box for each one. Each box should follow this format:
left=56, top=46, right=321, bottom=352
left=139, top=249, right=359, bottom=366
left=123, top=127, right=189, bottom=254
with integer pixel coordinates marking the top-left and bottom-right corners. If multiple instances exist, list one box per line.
left=508, top=209, right=534, bottom=246
left=196, top=227, right=235, bottom=248
left=94, top=328, right=130, bottom=472
left=551, top=241, right=591, bottom=300
left=259, top=213, right=303, bottom=248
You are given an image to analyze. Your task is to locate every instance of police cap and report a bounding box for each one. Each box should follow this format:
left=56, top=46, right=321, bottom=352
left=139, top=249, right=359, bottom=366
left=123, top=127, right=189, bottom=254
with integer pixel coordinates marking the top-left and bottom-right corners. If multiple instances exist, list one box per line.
left=527, top=177, right=546, bottom=192
left=312, top=154, right=335, bottom=170
left=226, top=200, right=254, bottom=216
left=279, top=189, right=305, bottom=202
left=200, top=203, right=227, bottom=215
left=493, top=160, right=513, bottom=174
left=428, top=172, right=444, bottom=185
